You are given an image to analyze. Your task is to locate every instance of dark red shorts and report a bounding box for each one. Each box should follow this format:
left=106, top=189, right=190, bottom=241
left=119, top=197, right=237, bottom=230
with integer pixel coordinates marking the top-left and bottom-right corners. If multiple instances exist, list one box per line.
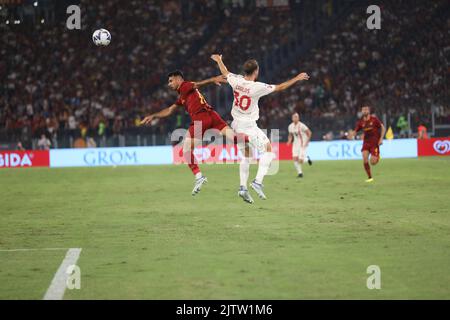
left=188, top=110, right=228, bottom=139
left=361, top=142, right=380, bottom=157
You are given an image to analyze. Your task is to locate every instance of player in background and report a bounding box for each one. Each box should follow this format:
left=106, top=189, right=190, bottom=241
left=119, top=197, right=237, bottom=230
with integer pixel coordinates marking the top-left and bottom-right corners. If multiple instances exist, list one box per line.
left=417, top=122, right=428, bottom=139
left=141, top=70, right=250, bottom=195
left=211, top=54, right=309, bottom=203
left=354, top=105, right=386, bottom=182
left=287, top=112, right=312, bottom=178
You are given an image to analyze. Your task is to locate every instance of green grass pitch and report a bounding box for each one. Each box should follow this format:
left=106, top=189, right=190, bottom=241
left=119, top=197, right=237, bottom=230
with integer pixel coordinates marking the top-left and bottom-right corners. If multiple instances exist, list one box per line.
left=0, top=157, right=449, bottom=299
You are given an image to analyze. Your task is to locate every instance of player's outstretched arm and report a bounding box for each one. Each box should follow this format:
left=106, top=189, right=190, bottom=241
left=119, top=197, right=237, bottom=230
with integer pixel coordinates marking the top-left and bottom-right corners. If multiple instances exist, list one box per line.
left=211, top=54, right=230, bottom=76
left=274, top=72, right=310, bottom=93
left=193, top=75, right=227, bottom=89
left=140, top=104, right=179, bottom=126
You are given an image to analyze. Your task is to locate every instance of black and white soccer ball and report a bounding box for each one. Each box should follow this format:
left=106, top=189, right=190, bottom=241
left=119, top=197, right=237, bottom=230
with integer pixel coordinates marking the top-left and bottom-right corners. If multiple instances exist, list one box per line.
left=92, top=29, right=111, bottom=46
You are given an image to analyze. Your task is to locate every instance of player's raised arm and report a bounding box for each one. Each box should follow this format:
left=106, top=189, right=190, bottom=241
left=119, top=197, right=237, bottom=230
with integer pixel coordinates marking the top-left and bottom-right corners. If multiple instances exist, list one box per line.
left=211, top=54, right=230, bottom=76
left=193, top=75, right=227, bottom=89
left=273, top=72, right=310, bottom=92
left=140, top=104, right=179, bottom=126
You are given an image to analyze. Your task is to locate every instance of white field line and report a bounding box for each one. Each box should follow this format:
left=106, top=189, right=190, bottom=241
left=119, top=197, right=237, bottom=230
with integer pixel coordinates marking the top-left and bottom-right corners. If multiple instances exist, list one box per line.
left=43, top=248, right=82, bottom=300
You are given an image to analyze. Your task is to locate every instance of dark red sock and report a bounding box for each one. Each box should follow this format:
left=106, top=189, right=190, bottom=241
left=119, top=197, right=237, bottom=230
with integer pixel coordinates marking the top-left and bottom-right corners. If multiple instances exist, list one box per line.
left=184, top=149, right=200, bottom=175
left=364, top=162, right=372, bottom=179
left=188, top=163, right=200, bottom=175
left=233, top=133, right=249, bottom=144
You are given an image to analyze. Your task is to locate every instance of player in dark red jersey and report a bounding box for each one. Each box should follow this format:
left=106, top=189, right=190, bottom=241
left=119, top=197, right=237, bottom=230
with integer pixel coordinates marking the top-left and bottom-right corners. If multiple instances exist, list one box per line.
left=141, top=70, right=249, bottom=195
left=354, top=105, right=386, bottom=182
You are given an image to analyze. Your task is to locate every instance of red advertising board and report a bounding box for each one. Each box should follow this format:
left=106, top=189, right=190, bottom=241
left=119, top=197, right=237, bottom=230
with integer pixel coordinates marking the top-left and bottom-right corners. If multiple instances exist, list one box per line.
left=417, top=138, right=450, bottom=156
left=173, top=143, right=293, bottom=164
left=0, top=150, right=50, bottom=168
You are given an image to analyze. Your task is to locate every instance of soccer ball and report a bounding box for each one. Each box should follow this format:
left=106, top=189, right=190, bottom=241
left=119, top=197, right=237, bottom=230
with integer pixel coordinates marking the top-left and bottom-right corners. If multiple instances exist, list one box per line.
left=92, top=29, right=111, bottom=46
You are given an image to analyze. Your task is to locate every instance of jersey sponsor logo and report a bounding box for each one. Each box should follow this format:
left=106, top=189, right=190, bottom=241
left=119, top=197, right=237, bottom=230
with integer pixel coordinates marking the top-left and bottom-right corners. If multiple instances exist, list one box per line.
left=433, top=140, right=450, bottom=154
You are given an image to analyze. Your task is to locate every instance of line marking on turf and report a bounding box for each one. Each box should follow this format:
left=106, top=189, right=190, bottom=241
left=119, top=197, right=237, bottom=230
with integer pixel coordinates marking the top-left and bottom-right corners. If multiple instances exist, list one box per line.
left=0, top=248, right=69, bottom=252
left=43, top=248, right=82, bottom=300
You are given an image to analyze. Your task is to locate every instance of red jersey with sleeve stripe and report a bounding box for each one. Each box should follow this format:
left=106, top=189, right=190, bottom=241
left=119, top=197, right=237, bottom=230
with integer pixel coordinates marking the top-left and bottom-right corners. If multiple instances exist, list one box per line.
left=354, top=115, right=382, bottom=144
left=175, top=81, right=212, bottom=118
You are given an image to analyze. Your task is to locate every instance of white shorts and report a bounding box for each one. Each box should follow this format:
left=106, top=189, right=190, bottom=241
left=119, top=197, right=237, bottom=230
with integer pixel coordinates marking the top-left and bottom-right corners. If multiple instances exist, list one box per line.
left=292, top=143, right=307, bottom=160
left=231, top=119, right=269, bottom=153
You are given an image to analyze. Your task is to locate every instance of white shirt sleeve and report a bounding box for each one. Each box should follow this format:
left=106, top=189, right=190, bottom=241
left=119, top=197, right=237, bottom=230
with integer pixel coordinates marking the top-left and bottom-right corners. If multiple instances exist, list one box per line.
left=226, top=73, right=240, bottom=90
left=253, top=81, right=276, bottom=97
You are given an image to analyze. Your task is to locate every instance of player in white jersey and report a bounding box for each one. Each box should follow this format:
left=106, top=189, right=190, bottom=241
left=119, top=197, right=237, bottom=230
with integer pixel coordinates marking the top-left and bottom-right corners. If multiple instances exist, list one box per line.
left=287, top=112, right=312, bottom=178
left=211, top=54, right=309, bottom=203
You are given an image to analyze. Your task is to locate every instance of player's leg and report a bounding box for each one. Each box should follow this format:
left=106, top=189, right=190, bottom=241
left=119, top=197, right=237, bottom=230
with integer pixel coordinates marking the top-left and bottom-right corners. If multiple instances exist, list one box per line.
left=292, top=144, right=302, bottom=177
left=238, top=145, right=254, bottom=204
left=362, top=150, right=373, bottom=182
left=370, top=146, right=380, bottom=166
left=252, top=128, right=275, bottom=199
left=255, top=142, right=274, bottom=182
left=305, top=147, right=312, bottom=165
left=210, top=110, right=248, bottom=145
left=184, top=125, right=208, bottom=195
left=240, top=145, right=251, bottom=188
left=370, top=155, right=379, bottom=166
left=297, top=148, right=305, bottom=177
left=221, top=115, right=265, bottom=152
left=293, top=156, right=302, bottom=176
left=220, top=125, right=249, bottom=145
left=225, top=118, right=254, bottom=203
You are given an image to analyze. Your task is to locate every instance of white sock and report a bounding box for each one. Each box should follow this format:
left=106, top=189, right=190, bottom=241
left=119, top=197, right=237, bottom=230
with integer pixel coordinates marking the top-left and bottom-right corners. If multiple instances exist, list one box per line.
left=294, top=161, right=302, bottom=174
left=240, top=157, right=250, bottom=188
left=195, top=172, right=202, bottom=180
left=255, top=152, right=274, bottom=184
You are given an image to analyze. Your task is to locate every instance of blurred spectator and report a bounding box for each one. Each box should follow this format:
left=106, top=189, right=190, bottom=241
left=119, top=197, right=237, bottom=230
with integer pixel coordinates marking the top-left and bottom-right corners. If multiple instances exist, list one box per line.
left=417, top=123, right=429, bottom=140
left=37, top=134, right=51, bottom=150
left=322, top=131, right=334, bottom=141
left=86, top=137, right=97, bottom=148
left=396, top=115, right=409, bottom=138
left=16, top=141, right=26, bottom=151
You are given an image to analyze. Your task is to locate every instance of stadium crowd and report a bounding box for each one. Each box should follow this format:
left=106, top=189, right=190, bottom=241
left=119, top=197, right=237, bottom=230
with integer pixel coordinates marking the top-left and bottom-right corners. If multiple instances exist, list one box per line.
left=254, top=0, right=449, bottom=135
left=0, top=0, right=448, bottom=148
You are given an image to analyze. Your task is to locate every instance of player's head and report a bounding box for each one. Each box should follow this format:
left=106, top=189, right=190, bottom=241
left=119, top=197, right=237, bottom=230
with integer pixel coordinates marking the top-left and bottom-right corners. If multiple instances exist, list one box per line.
left=243, top=59, right=259, bottom=80
left=361, top=105, right=371, bottom=117
left=292, top=112, right=300, bottom=123
left=167, top=70, right=184, bottom=90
